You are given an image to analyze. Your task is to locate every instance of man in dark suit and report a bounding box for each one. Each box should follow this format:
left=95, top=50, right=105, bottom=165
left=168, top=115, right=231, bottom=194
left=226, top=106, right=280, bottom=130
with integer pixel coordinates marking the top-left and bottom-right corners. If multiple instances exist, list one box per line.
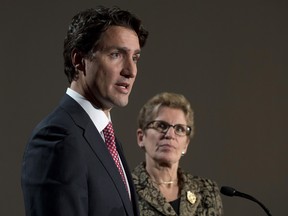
left=21, top=6, right=148, bottom=216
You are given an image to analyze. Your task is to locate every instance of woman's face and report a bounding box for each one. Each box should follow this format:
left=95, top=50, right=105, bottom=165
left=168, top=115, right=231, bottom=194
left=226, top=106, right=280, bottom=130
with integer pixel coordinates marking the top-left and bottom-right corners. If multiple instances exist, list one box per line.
left=137, top=106, right=190, bottom=166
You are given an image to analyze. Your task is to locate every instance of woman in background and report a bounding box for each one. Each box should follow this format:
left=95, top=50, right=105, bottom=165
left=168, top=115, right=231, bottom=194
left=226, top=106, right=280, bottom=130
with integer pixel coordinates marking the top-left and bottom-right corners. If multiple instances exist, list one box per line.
left=132, top=92, right=223, bottom=215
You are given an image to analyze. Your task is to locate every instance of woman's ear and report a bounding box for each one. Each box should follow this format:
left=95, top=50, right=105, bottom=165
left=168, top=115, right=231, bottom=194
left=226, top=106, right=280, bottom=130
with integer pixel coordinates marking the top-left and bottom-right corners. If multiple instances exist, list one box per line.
left=71, top=49, right=85, bottom=72
left=137, top=128, right=144, bottom=148
left=183, top=138, right=190, bottom=154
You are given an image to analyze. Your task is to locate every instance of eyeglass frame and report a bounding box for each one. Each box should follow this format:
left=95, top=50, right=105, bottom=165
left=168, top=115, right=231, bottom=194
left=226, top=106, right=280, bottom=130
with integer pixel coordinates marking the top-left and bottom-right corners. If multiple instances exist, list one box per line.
left=144, top=120, right=192, bottom=137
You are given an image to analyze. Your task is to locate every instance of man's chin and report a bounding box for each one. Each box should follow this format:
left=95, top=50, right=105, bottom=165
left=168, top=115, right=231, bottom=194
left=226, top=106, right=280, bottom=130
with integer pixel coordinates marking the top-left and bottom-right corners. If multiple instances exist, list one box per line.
left=117, top=99, right=129, bottom=107
left=111, top=96, right=129, bottom=108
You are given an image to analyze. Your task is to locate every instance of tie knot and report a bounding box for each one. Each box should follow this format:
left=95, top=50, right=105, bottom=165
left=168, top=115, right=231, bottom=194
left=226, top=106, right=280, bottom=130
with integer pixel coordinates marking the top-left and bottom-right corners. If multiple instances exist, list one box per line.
left=103, top=122, right=115, bottom=144
left=105, top=122, right=113, bottom=131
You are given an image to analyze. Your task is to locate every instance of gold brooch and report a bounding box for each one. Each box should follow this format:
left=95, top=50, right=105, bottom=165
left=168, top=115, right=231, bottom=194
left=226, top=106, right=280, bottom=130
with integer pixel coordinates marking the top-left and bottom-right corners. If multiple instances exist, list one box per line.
left=187, top=191, right=196, bottom=204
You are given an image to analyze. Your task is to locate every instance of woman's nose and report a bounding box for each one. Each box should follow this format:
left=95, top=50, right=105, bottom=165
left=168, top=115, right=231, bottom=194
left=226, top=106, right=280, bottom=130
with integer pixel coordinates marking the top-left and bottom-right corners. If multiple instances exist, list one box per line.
left=164, top=126, right=176, bottom=139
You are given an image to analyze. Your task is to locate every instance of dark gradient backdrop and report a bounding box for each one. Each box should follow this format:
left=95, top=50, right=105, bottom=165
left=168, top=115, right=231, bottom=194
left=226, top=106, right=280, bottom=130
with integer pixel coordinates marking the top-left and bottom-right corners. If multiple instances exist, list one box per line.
left=1, top=0, right=287, bottom=215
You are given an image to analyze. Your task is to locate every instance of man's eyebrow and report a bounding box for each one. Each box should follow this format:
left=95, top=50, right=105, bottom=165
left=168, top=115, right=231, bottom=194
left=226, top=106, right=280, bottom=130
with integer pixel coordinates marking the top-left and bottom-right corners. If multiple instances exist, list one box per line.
left=104, top=46, right=141, bottom=54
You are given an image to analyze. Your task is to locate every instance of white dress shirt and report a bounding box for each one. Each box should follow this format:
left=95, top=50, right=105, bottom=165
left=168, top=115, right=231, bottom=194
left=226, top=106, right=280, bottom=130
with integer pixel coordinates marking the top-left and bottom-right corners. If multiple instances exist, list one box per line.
left=66, top=88, right=131, bottom=197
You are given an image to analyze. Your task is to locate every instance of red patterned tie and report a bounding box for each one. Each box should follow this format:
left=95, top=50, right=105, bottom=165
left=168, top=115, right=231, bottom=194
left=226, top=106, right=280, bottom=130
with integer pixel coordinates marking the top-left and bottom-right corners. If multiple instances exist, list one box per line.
left=103, top=122, right=129, bottom=195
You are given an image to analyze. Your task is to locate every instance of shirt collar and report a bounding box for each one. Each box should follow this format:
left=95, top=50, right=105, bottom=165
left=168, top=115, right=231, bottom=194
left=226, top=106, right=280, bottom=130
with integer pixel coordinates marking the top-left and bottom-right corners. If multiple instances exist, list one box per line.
left=66, top=88, right=110, bottom=132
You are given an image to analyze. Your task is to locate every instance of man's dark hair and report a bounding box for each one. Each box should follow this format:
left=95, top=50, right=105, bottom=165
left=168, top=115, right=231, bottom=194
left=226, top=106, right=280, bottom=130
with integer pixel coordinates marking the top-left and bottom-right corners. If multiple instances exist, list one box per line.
left=63, top=6, right=149, bottom=83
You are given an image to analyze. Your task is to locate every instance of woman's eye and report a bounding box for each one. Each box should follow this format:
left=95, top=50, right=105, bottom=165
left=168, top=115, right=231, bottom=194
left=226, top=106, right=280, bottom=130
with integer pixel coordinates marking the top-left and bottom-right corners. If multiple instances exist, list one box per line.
left=158, top=122, right=168, bottom=130
left=175, top=126, right=185, bottom=132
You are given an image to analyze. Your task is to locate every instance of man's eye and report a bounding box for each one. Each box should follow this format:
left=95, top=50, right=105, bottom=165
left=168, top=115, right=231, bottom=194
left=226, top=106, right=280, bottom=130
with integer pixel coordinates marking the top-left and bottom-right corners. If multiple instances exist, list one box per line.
left=110, top=52, right=120, bottom=59
left=132, top=55, right=140, bottom=63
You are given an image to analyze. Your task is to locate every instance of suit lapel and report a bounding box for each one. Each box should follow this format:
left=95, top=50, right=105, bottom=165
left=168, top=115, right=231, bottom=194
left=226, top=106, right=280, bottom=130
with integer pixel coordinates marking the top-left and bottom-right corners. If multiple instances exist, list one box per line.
left=59, top=95, right=134, bottom=215
left=116, top=139, right=140, bottom=216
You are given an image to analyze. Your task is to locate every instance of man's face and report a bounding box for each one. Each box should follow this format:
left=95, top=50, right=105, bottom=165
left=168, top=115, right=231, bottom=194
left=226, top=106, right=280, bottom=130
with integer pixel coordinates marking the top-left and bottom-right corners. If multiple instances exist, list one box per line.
left=76, top=26, right=141, bottom=112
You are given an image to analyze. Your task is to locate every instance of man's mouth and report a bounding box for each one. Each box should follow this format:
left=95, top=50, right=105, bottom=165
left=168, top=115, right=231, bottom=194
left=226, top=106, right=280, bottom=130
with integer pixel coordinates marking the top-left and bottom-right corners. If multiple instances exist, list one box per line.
left=115, top=82, right=130, bottom=93
left=116, top=82, right=129, bottom=89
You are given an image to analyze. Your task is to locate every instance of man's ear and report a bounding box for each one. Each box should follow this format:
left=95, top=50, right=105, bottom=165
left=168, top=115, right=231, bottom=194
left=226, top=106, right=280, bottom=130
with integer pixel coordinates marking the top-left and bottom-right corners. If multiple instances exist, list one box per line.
left=71, top=49, right=85, bottom=72
left=137, top=129, right=144, bottom=148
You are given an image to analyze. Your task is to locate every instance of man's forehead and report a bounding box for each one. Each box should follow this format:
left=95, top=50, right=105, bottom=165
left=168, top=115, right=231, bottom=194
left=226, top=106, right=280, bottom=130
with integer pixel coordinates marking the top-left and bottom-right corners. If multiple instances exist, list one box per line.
left=99, top=26, right=140, bottom=46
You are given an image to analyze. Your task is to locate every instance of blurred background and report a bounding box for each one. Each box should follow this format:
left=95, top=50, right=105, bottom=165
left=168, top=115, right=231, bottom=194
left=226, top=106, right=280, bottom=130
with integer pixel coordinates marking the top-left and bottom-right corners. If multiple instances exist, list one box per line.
left=1, top=0, right=287, bottom=215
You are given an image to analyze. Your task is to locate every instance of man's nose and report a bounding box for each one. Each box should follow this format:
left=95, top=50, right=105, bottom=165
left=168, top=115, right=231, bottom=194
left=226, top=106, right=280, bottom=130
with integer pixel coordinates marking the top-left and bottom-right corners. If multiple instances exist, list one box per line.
left=121, top=58, right=137, bottom=78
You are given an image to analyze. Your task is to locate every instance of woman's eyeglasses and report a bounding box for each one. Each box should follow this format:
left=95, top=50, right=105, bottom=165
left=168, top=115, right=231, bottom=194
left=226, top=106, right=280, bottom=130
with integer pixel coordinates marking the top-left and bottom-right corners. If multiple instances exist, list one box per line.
left=145, top=120, right=191, bottom=136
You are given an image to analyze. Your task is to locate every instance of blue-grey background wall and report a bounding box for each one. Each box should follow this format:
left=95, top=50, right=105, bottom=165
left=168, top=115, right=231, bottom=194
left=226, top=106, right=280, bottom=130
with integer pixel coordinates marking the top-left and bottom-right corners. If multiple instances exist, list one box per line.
left=1, top=0, right=287, bottom=215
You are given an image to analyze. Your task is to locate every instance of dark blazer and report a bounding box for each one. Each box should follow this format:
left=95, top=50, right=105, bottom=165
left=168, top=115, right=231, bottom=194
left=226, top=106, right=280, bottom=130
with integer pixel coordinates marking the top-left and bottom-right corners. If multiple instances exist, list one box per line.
left=21, top=94, right=139, bottom=216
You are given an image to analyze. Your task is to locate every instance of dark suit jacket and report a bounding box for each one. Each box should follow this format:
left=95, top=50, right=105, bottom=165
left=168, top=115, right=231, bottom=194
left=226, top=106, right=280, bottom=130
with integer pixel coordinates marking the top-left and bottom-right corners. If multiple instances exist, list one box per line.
left=21, top=94, right=139, bottom=216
